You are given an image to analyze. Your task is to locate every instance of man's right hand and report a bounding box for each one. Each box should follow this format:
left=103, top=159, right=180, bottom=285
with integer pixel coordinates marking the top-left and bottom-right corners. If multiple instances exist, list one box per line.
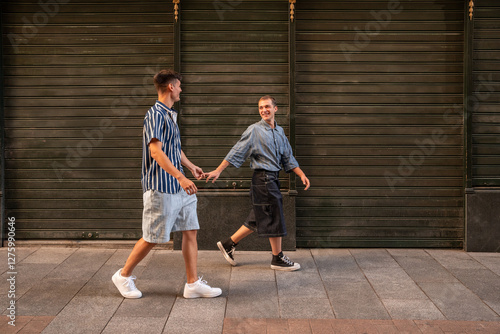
left=179, top=176, right=197, bottom=195
left=204, top=170, right=221, bottom=183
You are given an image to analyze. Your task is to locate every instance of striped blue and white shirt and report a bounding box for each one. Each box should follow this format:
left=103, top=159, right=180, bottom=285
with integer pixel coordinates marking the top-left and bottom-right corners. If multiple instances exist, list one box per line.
left=141, top=101, right=183, bottom=194
left=225, top=119, right=299, bottom=172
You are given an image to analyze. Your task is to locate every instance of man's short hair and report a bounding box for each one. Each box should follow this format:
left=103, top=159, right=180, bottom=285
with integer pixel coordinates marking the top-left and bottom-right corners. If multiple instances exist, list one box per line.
left=154, top=69, right=182, bottom=93
left=259, top=95, right=277, bottom=107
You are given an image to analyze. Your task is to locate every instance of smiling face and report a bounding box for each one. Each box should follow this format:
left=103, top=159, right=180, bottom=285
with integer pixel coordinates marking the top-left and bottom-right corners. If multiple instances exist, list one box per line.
left=170, top=79, right=182, bottom=103
left=258, top=98, right=277, bottom=127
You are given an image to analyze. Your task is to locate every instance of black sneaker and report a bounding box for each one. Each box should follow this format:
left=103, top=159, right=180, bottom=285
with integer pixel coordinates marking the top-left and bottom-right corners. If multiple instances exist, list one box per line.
left=271, top=252, right=301, bottom=271
left=217, top=239, right=237, bottom=266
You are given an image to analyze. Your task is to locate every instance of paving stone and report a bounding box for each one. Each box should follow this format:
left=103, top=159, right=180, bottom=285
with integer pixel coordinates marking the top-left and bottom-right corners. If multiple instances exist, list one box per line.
left=230, top=265, right=276, bottom=282
left=113, top=280, right=178, bottom=318
left=43, top=249, right=115, bottom=281
left=309, top=319, right=333, bottom=333
left=21, top=248, right=76, bottom=264
left=1, top=263, right=60, bottom=312
left=226, top=281, right=279, bottom=319
left=469, top=253, right=500, bottom=276
left=449, top=269, right=500, bottom=316
left=17, top=316, right=54, bottom=334
left=279, top=297, right=334, bottom=319
left=419, top=282, right=500, bottom=321
left=392, top=319, right=423, bottom=334
left=382, top=299, right=445, bottom=320
left=266, top=318, right=288, bottom=334
left=324, top=281, right=390, bottom=320
left=198, top=250, right=237, bottom=268
left=15, top=278, right=88, bottom=316
left=427, top=250, right=485, bottom=271
left=41, top=295, right=121, bottom=334
left=362, top=267, right=428, bottom=300
left=104, top=248, right=153, bottom=268
left=276, top=272, right=328, bottom=299
left=101, top=316, right=166, bottom=334
left=223, top=318, right=267, bottom=334
left=288, top=319, right=312, bottom=334
left=1, top=315, right=33, bottom=334
left=164, top=297, right=226, bottom=334
left=388, top=249, right=459, bottom=283
left=329, top=319, right=356, bottom=333
left=310, top=249, right=366, bottom=282
left=350, top=249, right=402, bottom=270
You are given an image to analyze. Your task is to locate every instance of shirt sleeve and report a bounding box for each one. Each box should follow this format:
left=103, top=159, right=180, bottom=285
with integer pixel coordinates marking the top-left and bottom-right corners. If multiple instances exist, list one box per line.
left=143, top=110, right=166, bottom=145
left=281, top=132, right=299, bottom=173
left=224, top=125, right=254, bottom=168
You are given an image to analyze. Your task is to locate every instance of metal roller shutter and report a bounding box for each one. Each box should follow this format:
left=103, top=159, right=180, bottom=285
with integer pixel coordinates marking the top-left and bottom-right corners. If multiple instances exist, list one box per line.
left=179, top=0, right=291, bottom=190
left=472, top=0, right=500, bottom=186
left=2, top=0, right=174, bottom=239
left=295, top=0, right=465, bottom=247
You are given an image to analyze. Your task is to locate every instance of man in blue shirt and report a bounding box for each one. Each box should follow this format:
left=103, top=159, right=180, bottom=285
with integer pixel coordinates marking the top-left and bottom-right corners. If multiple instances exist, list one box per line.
left=205, top=95, right=310, bottom=271
left=112, top=70, right=221, bottom=299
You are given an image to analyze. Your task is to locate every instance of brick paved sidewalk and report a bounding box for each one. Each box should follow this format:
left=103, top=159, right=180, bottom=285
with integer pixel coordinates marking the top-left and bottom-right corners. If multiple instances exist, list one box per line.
left=1, top=247, right=500, bottom=333
left=222, top=318, right=500, bottom=334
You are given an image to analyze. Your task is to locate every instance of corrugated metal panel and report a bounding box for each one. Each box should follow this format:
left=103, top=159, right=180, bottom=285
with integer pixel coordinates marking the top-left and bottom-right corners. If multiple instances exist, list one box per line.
left=472, top=1, right=500, bottom=186
left=179, top=0, right=290, bottom=189
left=2, top=0, right=174, bottom=239
left=295, top=0, right=465, bottom=247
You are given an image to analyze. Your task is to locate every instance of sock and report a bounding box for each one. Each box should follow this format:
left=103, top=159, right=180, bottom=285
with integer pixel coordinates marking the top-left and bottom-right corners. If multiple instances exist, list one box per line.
left=223, top=238, right=237, bottom=249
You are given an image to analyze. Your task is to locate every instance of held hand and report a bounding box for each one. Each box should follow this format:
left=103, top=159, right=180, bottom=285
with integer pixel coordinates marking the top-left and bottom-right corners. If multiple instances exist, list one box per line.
left=179, top=176, right=198, bottom=195
left=301, top=175, right=310, bottom=191
left=190, top=165, right=204, bottom=180
left=204, top=170, right=221, bottom=183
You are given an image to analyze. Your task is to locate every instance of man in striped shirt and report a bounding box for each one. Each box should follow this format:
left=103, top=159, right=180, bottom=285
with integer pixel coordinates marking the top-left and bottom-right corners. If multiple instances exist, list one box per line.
left=205, top=95, right=310, bottom=271
left=112, top=70, right=221, bottom=299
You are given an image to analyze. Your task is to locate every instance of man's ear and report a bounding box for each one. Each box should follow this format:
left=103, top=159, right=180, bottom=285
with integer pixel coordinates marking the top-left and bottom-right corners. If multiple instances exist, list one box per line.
left=167, top=82, right=174, bottom=92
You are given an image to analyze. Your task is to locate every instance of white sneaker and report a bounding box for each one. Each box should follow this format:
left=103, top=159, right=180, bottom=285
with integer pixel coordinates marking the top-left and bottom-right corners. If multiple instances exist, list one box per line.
left=112, top=269, right=142, bottom=299
left=183, top=277, right=222, bottom=299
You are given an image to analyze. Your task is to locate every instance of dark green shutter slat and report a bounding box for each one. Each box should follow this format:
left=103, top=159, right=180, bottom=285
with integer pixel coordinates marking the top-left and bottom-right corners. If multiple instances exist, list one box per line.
left=295, top=0, right=465, bottom=248
left=2, top=0, right=174, bottom=239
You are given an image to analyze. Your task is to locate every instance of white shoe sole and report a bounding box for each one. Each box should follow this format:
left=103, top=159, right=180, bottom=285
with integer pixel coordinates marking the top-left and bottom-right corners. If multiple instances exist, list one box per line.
left=271, top=263, right=301, bottom=271
left=217, top=241, right=237, bottom=266
left=183, top=288, right=222, bottom=299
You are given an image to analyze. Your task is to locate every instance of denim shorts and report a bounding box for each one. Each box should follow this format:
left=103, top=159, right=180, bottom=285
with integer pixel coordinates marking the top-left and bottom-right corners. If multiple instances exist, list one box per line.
left=142, top=189, right=199, bottom=243
left=244, top=170, right=287, bottom=238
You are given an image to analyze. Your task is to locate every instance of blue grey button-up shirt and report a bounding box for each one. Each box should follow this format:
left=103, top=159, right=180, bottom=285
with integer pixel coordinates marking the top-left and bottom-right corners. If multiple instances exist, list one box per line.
left=225, top=119, right=299, bottom=172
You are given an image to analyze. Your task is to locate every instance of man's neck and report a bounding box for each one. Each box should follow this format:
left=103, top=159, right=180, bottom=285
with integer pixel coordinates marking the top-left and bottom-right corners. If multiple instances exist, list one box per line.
left=265, top=119, right=276, bottom=129
left=158, top=94, right=174, bottom=109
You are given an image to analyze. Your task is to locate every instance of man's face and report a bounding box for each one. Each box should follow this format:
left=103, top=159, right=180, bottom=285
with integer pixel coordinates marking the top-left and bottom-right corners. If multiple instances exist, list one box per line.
left=259, top=98, right=277, bottom=125
left=170, top=79, right=182, bottom=102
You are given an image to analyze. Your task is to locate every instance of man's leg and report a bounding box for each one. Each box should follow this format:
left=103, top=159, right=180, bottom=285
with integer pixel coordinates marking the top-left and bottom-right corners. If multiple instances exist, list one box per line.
left=182, top=229, right=222, bottom=298
left=122, top=237, right=157, bottom=277
left=182, top=230, right=198, bottom=284
left=112, top=237, right=155, bottom=298
left=231, top=225, right=254, bottom=243
left=269, top=236, right=282, bottom=256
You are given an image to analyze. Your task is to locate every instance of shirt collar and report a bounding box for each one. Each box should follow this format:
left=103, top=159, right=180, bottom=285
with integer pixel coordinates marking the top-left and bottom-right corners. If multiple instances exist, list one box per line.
left=156, top=100, right=177, bottom=114
left=156, top=100, right=178, bottom=123
left=259, top=118, right=277, bottom=131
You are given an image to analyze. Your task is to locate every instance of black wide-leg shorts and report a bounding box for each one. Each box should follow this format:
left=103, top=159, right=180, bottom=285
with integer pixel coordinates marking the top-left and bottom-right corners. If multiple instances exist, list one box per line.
left=243, top=170, right=287, bottom=238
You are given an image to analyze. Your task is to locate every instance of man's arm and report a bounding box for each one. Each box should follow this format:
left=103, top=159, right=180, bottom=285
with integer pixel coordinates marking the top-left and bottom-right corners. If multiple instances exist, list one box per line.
left=181, top=150, right=204, bottom=180
left=204, top=160, right=230, bottom=183
left=291, top=167, right=310, bottom=191
left=149, top=139, right=198, bottom=195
